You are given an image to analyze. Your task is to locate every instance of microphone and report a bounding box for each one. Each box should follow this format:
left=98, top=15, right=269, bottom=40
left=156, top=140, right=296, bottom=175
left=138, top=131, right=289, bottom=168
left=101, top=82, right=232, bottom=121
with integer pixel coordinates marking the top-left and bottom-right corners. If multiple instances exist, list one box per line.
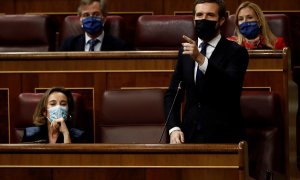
left=159, top=81, right=182, bottom=143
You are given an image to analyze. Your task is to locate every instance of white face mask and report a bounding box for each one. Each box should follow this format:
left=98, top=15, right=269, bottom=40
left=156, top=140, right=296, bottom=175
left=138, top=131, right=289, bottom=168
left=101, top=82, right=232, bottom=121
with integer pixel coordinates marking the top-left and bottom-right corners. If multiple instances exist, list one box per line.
left=47, top=105, right=68, bottom=123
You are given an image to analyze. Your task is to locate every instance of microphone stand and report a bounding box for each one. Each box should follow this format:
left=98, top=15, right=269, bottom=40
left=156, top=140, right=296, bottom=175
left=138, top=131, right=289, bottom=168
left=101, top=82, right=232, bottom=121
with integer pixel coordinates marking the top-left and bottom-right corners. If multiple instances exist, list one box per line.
left=159, top=81, right=182, bottom=143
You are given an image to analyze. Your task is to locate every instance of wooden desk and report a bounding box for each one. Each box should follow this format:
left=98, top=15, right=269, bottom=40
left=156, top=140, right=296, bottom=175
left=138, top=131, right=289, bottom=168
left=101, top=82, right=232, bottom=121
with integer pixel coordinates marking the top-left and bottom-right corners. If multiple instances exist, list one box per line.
left=0, top=49, right=290, bottom=175
left=0, top=142, right=249, bottom=180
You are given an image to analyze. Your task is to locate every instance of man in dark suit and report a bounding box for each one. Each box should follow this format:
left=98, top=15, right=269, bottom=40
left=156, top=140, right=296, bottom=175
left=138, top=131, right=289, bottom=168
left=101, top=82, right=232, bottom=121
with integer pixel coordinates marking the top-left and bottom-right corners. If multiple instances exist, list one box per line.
left=60, top=0, right=128, bottom=51
left=164, top=0, right=249, bottom=144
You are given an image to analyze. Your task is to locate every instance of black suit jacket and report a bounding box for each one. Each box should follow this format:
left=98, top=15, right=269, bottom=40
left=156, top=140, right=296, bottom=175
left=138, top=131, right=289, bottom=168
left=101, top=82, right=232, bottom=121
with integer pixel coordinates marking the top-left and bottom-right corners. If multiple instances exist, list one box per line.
left=164, top=36, right=249, bottom=143
left=59, top=33, right=129, bottom=51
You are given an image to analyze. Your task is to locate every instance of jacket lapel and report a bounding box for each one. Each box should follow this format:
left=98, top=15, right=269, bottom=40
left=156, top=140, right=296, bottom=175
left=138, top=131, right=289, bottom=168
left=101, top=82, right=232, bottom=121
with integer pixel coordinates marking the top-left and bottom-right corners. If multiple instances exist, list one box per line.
left=78, top=35, right=85, bottom=51
left=209, top=36, right=227, bottom=65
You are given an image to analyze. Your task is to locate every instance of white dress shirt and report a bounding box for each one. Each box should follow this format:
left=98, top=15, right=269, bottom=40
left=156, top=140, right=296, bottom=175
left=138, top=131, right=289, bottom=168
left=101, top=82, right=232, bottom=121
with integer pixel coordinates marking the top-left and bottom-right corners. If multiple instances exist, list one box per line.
left=194, top=34, right=221, bottom=83
left=84, top=31, right=104, bottom=51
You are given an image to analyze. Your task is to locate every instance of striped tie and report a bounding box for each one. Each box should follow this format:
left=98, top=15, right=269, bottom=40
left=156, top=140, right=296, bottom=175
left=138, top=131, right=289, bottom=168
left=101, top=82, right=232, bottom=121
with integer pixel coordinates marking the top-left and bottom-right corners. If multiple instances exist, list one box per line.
left=89, top=39, right=99, bottom=51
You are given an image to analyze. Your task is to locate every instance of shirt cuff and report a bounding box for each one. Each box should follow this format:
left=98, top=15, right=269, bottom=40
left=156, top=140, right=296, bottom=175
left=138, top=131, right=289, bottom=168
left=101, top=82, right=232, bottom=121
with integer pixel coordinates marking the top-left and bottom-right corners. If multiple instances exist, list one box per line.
left=169, top=127, right=181, bottom=135
left=198, top=57, right=208, bottom=74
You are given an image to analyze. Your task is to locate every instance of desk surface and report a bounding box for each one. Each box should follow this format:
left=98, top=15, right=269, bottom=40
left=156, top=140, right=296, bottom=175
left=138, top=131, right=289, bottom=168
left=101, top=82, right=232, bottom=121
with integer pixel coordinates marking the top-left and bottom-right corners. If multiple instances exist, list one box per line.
left=0, top=143, right=243, bottom=153
left=0, top=142, right=247, bottom=168
left=0, top=142, right=249, bottom=180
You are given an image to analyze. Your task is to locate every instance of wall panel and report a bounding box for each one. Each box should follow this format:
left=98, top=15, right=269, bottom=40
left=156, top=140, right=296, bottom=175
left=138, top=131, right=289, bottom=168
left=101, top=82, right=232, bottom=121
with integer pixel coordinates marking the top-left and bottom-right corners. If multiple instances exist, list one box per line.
left=1, top=0, right=300, bottom=15
left=107, top=0, right=162, bottom=14
left=163, top=0, right=194, bottom=15
left=0, top=0, right=15, bottom=14
left=239, top=0, right=300, bottom=11
left=15, top=0, right=78, bottom=14
left=0, top=74, right=22, bottom=143
left=0, top=89, right=9, bottom=143
left=164, top=0, right=239, bottom=15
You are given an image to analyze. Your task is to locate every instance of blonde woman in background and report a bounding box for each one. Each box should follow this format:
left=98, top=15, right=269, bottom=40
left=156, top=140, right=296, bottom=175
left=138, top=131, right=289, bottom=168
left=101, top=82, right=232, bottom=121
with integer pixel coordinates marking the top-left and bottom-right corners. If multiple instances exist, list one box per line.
left=228, top=1, right=285, bottom=49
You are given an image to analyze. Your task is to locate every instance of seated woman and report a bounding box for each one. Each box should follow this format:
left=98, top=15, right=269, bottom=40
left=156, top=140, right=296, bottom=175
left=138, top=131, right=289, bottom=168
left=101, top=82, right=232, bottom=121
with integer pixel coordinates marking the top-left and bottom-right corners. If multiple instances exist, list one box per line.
left=227, top=1, right=285, bottom=49
left=22, top=87, right=85, bottom=143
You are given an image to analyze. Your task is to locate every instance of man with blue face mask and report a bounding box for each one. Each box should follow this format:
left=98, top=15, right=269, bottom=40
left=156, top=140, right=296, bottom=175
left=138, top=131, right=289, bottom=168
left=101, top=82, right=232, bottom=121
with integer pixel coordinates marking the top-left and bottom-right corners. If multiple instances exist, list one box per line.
left=164, top=0, right=249, bottom=144
left=60, top=0, right=129, bottom=51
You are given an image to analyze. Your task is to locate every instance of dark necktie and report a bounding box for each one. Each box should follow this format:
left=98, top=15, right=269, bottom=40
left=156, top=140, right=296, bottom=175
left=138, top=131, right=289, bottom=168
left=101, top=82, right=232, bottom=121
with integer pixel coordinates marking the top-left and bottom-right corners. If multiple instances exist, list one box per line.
left=196, top=42, right=208, bottom=84
left=89, top=39, right=100, bottom=51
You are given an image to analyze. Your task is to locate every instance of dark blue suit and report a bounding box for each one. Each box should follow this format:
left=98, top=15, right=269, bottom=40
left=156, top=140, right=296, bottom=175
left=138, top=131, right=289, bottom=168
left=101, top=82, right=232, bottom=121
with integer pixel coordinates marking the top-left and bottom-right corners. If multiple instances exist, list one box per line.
left=164, top=36, right=249, bottom=143
left=59, top=33, right=129, bottom=51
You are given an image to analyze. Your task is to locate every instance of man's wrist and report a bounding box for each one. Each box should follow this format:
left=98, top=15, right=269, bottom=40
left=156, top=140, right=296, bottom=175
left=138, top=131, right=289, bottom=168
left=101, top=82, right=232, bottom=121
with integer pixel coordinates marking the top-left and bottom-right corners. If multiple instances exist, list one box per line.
left=169, top=127, right=181, bottom=135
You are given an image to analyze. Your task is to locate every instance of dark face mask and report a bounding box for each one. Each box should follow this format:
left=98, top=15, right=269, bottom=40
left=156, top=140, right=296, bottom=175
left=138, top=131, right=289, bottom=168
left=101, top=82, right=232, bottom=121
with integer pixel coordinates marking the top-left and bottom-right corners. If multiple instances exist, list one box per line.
left=239, top=21, right=261, bottom=39
left=195, top=19, right=218, bottom=41
left=82, top=16, right=103, bottom=36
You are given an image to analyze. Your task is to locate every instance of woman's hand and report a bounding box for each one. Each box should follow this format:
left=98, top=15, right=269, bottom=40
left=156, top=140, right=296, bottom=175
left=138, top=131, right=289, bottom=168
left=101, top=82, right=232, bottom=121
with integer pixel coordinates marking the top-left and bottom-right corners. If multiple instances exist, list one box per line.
left=51, top=118, right=71, bottom=143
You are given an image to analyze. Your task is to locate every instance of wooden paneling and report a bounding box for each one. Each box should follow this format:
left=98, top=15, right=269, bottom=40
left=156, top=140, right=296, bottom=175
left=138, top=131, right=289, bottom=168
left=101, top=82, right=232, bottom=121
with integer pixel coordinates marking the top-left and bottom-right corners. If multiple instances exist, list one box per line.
left=107, top=0, right=163, bottom=14
left=15, top=0, right=78, bottom=14
left=106, top=72, right=172, bottom=89
left=1, top=169, right=52, bottom=180
left=164, top=0, right=239, bottom=15
left=0, top=74, right=22, bottom=143
left=163, top=0, right=194, bottom=15
left=1, top=0, right=300, bottom=14
left=0, top=89, right=9, bottom=143
left=0, top=0, right=14, bottom=14
left=0, top=50, right=290, bottom=174
left=0, top=142, right=249, bottom=180
left=240, top=0, right=300, bottom=11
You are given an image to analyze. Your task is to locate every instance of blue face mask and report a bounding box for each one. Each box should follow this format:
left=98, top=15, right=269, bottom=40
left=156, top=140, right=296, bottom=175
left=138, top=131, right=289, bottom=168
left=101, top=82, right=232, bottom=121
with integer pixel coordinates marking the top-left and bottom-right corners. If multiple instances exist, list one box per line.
left=239, top=21, right=261, bottom=39
left=82, top=16, right=103, bottom=35
left=47, top=106, right=68, bottom=123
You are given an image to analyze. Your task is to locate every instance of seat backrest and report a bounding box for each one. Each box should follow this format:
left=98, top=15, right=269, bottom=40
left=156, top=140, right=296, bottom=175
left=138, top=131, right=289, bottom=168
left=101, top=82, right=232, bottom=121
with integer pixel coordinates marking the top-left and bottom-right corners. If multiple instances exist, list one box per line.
left=60, top=15, right=125, bottom=44
left=264, top=14, right=290, bottom=46
left=134, top=15, right=195, bottom=50
left=224, top=14, right=290, bottom=46
left=12, top=92, right=87, bottom=143
left=0, top=15, right=56, bottom=52
left=221, top=14, right=236, bottom=37
left=241, top=91, right=284, bottom=180
left=99, top=89, right=167, bottom=143
left=99, top=89, right=284, bottom=179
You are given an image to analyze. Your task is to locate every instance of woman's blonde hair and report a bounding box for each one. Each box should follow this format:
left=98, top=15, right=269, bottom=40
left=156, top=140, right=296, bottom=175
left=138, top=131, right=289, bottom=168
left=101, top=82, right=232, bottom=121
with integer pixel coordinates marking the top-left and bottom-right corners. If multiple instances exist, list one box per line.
left=32, top=87, right=74, bottom=126
left=234, top=1, right=277, bottom=49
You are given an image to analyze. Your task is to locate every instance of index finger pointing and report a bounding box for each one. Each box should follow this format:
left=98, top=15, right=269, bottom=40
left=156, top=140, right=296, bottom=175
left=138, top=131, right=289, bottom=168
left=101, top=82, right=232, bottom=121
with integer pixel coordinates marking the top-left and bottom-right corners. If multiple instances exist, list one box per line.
left=182, top=35, right=195, bottom=44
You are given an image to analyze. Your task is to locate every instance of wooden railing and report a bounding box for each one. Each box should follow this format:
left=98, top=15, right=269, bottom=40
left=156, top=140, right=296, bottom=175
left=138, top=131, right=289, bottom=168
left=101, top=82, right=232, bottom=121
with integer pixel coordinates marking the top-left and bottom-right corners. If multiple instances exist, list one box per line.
left=0, top=141, right=249, bottom=180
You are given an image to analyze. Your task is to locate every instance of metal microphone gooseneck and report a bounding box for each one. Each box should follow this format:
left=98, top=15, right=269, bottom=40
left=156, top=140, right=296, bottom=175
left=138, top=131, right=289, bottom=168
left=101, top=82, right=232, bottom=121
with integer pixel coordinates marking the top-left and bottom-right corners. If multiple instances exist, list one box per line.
left=159, top=81, right=182, bottom=143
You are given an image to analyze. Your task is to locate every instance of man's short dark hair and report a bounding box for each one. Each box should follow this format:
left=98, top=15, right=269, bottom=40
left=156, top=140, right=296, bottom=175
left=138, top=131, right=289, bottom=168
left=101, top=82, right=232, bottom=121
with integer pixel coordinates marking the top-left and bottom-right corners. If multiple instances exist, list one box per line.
left=78, top=0, right=107, bottom=17
left=193, top=0, right=226, bottom=19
